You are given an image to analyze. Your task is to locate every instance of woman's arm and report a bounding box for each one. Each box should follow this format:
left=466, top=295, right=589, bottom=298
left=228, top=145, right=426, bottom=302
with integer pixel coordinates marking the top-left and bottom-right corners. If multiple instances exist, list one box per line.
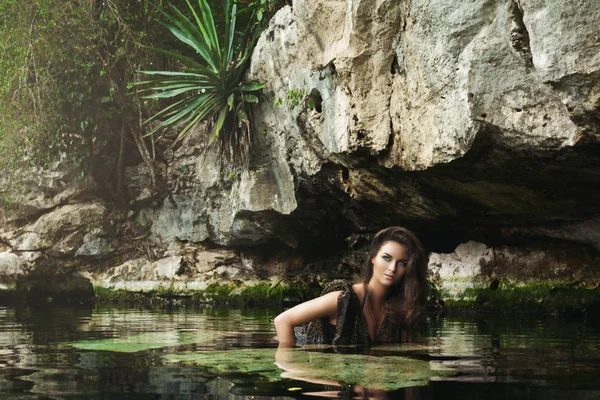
left=274, top=290, right=341, bottom=345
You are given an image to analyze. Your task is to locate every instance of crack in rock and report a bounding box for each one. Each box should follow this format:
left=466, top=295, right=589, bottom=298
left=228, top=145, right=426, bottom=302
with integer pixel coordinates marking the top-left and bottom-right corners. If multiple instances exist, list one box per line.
left=509, top=0, right=534, bottom=67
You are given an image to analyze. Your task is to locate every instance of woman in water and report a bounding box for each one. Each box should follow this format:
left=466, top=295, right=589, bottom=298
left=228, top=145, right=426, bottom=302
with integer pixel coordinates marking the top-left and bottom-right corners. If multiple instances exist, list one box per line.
left=274, top=226, right=428, bottom=345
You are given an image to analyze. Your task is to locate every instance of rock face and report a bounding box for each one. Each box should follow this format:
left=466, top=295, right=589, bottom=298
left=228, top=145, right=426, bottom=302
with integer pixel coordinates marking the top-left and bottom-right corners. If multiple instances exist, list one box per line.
left=430, top=239, right=600, bottom=298
left=89, top=242, right=305, bottom=292
left=429, top=241, right=493, bottom=297
left=0, top=199, right=114, bottom=298
left=134, top=127, right=299, bottom=247
left=2, top=202, right=113, bottom=255
left=388, top=0, right=587, bottom=170
left=1, top=0, right=599, bottom=297
left=90, top=244, right=244, bottom=292
left=250, top=0, right=598, bottom=168
left=17, top=273, right=95, bottom=304
left=241, top=0, right=599, bottom=247
left=245, top=0, right=598, bottom=292
left=0, top=159, right=92, bottom=223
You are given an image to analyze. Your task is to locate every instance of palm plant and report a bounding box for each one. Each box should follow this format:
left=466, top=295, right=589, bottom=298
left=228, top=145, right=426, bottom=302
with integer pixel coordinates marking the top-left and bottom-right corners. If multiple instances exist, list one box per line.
left=135, top=0, right=264, bottom=164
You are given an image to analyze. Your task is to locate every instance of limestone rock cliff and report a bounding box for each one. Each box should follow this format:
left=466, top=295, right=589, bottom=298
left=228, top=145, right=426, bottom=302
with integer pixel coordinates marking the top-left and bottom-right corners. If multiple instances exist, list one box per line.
left=1, top=0, right=598, bottom=298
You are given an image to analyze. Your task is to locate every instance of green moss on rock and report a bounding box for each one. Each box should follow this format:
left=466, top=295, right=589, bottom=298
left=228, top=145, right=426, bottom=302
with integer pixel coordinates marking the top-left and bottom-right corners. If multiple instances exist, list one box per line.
left=443, top=282, right=600, bottom=315
left=93, top=281, right=600, bottom=316
left=93, top=281, right=323, bottom=307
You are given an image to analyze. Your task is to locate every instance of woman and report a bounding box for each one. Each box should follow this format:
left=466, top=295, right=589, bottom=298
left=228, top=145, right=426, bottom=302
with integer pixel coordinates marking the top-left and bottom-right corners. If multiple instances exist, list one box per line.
left=274, top=226, right=428, bottom=346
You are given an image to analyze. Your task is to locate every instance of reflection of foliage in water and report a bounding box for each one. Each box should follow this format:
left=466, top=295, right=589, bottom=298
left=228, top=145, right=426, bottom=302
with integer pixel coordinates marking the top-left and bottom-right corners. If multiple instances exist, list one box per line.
left=69, top=330, right=221, bottom=353
left=164, top=348, right=455, bottom=390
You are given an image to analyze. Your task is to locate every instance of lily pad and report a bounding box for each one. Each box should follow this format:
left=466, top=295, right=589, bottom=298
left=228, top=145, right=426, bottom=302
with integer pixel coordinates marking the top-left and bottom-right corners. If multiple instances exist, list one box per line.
left=164, top=348, right=455, bottom=390
left=69, top=330, right=221, bottom=353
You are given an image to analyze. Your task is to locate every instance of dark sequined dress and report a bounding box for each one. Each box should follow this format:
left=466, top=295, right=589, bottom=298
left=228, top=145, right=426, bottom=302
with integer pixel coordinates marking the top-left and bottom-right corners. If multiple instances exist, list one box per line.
left=295, top=281, right=405, bottom=346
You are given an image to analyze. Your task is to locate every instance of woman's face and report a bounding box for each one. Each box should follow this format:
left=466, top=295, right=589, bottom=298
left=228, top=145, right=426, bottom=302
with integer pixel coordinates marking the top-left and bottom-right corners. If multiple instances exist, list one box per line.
left=371, top=240, right=409, bottom=287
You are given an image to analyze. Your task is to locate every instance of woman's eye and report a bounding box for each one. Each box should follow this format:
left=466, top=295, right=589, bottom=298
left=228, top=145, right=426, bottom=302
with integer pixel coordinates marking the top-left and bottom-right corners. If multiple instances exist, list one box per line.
left=382, top=255, right=391, bottom=261
left=397, top=261, right=408, bottom=267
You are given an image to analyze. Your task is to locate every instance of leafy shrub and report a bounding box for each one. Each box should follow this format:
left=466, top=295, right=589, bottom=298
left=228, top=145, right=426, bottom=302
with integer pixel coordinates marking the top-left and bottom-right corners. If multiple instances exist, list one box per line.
left=135, top=0, right=265, bottom=165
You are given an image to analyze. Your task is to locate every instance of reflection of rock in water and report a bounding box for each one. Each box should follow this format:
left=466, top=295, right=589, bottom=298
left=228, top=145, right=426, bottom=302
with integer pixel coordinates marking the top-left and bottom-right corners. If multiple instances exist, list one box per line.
left=422, top=317, right=600, bottom=389
left=15, top=304, right=94, bottom=345
left=440, top=346, right=600, bottom=389
left=19, top=367, right=93, bottom=397
left=145, top=366, right=227, bottom=398
left=0, top=367, right=35, bottom=394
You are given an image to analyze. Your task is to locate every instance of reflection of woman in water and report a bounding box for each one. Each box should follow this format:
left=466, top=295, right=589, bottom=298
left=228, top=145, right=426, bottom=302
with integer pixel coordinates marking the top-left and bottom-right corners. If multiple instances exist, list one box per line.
left=275, top=226, right=428, bottom=346
left=275, top=347, right=427, bottom=399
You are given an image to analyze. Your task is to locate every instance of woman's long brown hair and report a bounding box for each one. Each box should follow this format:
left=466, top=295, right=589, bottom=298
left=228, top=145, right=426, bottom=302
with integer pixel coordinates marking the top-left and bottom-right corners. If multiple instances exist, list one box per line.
left=359, top=226, right=428, bottom=326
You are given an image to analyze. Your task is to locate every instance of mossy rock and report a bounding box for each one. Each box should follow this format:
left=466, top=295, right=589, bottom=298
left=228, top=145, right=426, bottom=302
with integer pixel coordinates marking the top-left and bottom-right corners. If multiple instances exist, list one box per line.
left=93, top=281, right=322, bottom=306
left=444, top=283, right=600, bottom=315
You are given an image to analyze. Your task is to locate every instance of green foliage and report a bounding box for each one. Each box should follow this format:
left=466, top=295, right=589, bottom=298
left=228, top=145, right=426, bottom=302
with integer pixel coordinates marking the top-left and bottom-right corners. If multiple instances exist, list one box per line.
left=427, top=281, right=444, bottom=311
left=135, top=0, right=265, bottom=165
left=0, top=0, right=108, bottom=171
left=0, top=1, right=197, bottom=190
left=274, top=88, right=314, bottom=110
left=0, top=0, right=286, bottom=201
left=245, top=0, right=289, bottom=25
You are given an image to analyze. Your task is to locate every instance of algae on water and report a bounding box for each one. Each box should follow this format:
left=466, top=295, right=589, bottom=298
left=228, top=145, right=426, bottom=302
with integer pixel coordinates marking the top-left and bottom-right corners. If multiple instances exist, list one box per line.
left=68, top=330, right=455, bottom=389
left=167, top=348, right=282, bottom=381
left=164, top=348, right=455, bottom=390
left=69, top=330, right=222, bottom=353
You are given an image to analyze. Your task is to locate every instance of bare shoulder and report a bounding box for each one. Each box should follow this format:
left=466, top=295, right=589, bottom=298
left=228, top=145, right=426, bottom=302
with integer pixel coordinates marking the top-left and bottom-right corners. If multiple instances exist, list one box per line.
left=352, top=283, right=365, bottom=302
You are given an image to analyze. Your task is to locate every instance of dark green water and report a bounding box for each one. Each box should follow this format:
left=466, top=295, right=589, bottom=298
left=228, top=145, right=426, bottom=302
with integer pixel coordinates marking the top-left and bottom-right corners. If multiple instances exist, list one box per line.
left=0, top=304, right=599, bottom=399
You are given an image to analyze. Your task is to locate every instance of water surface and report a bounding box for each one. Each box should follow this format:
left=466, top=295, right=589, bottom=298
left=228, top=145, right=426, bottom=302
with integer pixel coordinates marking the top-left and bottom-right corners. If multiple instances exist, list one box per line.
left=0, top=304, right=598, bottom=399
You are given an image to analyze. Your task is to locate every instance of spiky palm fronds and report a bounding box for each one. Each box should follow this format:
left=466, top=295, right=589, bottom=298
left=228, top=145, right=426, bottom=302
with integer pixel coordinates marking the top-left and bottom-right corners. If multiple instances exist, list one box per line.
left=135, top=0, right=264, bottom=164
